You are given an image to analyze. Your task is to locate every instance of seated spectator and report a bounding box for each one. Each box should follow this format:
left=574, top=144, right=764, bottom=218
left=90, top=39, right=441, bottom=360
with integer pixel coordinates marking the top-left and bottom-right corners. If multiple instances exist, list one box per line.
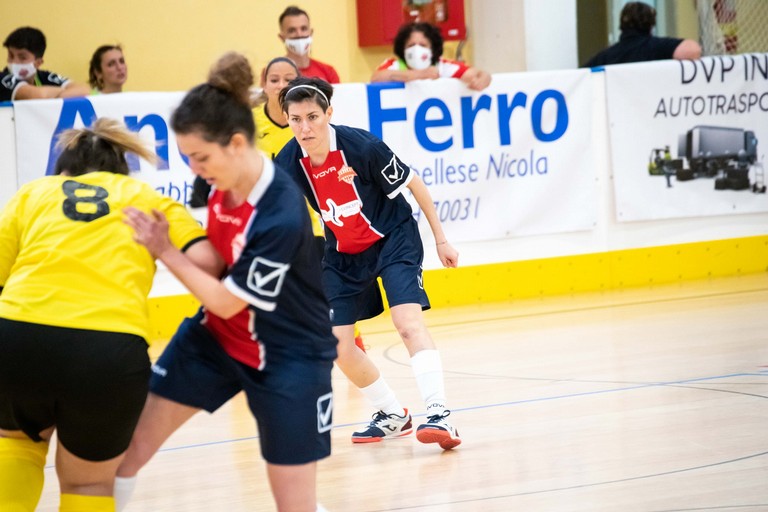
left=371, top=22, right=491, bottom=91
left=582, top=1, right=702, bottom=67
left=278, top=5, right=340, bottom=83
left=89, top=45, right=127, bottom=93
left=1, top=27, right=89, bottom=101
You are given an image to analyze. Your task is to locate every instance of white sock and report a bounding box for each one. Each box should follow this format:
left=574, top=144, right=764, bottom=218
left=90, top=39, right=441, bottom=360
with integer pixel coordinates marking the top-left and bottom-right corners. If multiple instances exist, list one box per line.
left=317, top=504, right=329, bottom=512
left=359, top=376, right=405, bottom=416
left=114, top=475, right=137, bottom=512
left=411, top=349, right=446, bottom=417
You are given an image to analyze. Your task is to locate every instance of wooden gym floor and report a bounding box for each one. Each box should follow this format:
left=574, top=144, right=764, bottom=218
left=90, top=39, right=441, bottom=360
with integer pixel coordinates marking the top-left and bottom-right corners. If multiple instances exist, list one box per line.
left=35, top=273, right=768, bottom=511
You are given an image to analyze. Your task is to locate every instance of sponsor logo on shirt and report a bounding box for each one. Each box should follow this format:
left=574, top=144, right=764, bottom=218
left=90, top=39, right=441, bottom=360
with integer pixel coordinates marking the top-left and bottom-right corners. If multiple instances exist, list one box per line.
left=337, top=165, right=357, bottom=184
left=312, top=166, right=338, bottom=180
left=212, top=203, right=243, bottom=226
left=321, top=198, right=362, bottom=227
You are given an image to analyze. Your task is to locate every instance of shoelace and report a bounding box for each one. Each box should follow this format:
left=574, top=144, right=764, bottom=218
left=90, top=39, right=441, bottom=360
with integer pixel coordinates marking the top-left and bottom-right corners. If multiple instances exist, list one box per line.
left=370, top=410, right=392, bottom=425
left=426, top=410, right=451, bottom=423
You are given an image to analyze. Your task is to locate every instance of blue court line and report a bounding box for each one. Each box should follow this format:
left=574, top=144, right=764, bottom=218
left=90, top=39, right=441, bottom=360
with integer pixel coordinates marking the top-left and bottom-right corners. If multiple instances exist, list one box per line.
left=156, top=370, right=766, bottom=452
left=444, top=371, right=766, bottom=414
left=41, top=370, right=765, bottom=465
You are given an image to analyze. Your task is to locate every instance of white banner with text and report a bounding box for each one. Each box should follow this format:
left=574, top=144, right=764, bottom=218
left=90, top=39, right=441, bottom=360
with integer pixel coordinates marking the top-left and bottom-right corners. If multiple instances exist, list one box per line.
left=13, top=70, right=596, bottom=243
left=603, top=53, right=768, bottom=222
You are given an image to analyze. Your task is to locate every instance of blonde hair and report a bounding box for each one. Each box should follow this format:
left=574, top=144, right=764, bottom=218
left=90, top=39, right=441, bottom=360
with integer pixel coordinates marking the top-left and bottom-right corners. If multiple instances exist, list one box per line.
left=55, top=118, right=157, bottom=176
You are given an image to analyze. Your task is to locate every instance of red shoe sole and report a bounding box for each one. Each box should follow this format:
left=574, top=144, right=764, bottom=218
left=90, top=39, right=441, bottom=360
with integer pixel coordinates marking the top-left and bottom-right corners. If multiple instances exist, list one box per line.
left=351, top=429, right=413, bottom=444
left=416, top=429, right=461, bottom=450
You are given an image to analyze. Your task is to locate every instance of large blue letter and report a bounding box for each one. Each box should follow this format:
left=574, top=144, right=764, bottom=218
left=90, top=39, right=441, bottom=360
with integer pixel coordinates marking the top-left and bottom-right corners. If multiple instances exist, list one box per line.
left=45, top=98, right=98, bottom=175
left=124, top=114, right=170, bottom=170
left=497, top=92, right=527, bottom=146
left=366, top=82, right=407, bottom=139
left=460, top=94, right=492, bottom=149
left=531, top=90, right=568, bottom=142
left=414, top=98, right=453, bottom=151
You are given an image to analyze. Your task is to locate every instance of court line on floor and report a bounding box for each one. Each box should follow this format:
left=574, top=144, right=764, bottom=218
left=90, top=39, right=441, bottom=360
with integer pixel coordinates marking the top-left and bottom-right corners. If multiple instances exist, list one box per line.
left=374, top=446, right=768, bottom=510
left=40, top=371, right=766, bottom=468
left=153, top=371, right=768, bottom=453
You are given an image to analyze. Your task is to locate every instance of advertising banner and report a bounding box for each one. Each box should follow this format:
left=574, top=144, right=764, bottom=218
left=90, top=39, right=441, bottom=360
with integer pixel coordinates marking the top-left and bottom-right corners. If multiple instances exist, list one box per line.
left=603, top=53, right=768, bottom=222
left=13, top=70, right=596, bottom=243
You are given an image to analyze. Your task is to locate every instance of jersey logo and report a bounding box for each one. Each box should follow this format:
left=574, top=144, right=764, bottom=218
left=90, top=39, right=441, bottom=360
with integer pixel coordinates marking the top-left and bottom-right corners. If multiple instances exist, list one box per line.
left=337, top=165, right=357, bottom=184
left=316, top=392, right=333, bottom=433
left=212, top=203, right=243, bottom=226
left=312, top=166, right=337, bottom=180
left=1, top=73, right=17, bottom=89
left=381, top=155, right=406, bottom=185
left=151, top=364, right=168, bottom=377
left=247, top=257, right=290, bottom=298
left=321, top=198, right=362, bottom=227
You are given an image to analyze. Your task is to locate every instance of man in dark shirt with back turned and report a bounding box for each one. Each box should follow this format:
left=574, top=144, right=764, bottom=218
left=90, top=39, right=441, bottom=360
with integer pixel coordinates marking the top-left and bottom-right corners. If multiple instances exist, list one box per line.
left=583, top=2, right=701, bottom=67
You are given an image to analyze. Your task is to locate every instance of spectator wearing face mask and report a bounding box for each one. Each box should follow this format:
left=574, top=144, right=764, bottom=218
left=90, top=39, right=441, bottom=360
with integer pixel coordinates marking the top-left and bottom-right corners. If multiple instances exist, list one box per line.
left=371, top=22, right=491, bottom=91
left=277, top=5, right=340, bottom=83
left=0, top=27, right=89, bottom=102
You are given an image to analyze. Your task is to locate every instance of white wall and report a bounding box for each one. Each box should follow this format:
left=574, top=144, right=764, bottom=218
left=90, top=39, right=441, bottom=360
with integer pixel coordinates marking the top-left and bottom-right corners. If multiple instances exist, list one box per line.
left=469, top=0, right=579, bottom=73
left=523, top=0, right=579, bottom=71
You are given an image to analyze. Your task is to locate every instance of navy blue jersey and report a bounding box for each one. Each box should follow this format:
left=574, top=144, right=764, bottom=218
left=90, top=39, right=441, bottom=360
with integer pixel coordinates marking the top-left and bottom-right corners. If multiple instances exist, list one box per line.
left=275, top=124, right=415, bottom=254
left=219, top=159, right=336, bottom=364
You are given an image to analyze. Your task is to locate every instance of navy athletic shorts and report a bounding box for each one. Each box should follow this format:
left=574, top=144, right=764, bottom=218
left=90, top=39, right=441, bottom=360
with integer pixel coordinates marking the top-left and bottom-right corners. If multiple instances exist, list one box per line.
left=322, top=217, right=430, bottom=326
left=0, top=318, right=150, bottom=461
left=150, top=312, right=333, bottom=465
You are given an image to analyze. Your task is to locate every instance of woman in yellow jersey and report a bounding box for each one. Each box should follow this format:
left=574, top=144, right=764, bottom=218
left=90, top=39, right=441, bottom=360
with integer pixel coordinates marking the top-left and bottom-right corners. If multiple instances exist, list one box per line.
left=0, top=118, right=216, bottom=512
left=254, top=56, right=301, bottom=160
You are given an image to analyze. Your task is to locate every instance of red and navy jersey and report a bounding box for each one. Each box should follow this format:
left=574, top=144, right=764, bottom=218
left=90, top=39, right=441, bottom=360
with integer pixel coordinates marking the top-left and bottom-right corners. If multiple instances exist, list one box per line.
left=203, top=156, right=336, bottom=368
left=376, top=56, right=470, bottom=79
left=275, top=124, right=414, bottom=254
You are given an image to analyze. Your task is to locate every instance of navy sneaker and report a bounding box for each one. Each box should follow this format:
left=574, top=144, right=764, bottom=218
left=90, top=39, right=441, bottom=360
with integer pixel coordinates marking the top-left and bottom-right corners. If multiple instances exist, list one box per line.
left=416, top=410, right=461, bottom=450
left=351, top=409, right=413, bottom=443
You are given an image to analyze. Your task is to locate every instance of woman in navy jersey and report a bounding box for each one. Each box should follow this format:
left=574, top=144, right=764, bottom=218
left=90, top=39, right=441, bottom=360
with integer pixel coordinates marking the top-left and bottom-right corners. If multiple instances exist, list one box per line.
left=116, top=53, right=336, bottom=512
left=275, top=76, right=462, bottom=450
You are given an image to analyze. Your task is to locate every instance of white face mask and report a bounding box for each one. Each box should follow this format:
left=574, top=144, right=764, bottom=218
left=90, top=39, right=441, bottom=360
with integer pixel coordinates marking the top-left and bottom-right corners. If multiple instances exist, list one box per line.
left=405, top=45, right=433, bottom=70
left=9, top=62, right=37, bottom=80
left=285, top=36, right=312, bottom=56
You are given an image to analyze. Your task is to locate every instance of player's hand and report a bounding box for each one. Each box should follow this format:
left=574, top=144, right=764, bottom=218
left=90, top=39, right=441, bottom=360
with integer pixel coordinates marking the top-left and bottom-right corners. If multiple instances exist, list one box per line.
left=123, top=207, right=174, bottom=259
left=436, top=241, right=458, bottom=268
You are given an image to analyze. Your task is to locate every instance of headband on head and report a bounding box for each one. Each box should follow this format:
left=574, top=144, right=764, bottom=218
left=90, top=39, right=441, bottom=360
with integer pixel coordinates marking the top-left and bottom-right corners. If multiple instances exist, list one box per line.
left=266, top=56, right=299, bottom=75
left=286, top=84, right=330, bottom=106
